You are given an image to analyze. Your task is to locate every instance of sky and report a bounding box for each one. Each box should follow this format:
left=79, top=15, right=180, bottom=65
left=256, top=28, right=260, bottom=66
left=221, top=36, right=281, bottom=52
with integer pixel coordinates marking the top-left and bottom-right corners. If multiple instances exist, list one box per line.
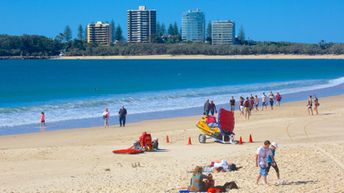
left=0, top=0, right=344, bottom=43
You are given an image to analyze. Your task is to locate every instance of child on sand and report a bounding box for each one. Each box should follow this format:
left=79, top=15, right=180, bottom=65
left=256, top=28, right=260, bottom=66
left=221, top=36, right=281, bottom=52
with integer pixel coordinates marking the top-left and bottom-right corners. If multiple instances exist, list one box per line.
left=256, top=140, right=275, bottom=185
left=40, top=112, right=45, bottom=127
left=267, top=142, right=280, bottom=181
left=102, top=108, right=110, bottom=128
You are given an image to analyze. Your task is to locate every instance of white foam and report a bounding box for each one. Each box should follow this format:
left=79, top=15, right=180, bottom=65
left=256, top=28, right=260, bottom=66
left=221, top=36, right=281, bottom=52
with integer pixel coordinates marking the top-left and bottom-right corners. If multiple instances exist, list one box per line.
left=1, top=76, right=343, bottom=128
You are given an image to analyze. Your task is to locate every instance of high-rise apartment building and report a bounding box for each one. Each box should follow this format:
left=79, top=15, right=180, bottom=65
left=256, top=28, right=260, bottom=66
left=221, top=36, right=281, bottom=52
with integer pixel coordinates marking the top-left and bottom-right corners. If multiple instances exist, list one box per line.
left=87, top=21, right=112, bottom=46
left=211, top=20, right=235, bottom=45
left=128, top=6, right=156, bottom=43
left=181, top=9, right=205, bottom=42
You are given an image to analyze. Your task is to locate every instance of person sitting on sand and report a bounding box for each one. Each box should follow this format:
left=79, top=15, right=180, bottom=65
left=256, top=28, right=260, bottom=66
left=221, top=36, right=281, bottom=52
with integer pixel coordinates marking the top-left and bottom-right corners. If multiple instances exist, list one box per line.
left=188, top=166, right=209, bottom=192
left=152, top=138, right=159, bottom=150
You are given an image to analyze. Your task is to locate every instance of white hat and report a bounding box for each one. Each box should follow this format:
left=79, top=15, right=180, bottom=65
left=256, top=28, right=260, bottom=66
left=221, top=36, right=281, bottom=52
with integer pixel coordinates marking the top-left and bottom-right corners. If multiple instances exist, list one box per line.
left=271, top=142, right=278, bottom=148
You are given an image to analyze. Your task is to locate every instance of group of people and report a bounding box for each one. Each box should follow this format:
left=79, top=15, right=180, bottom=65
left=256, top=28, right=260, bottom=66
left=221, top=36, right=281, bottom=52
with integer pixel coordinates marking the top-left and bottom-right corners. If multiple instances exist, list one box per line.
left=204, top=91, right=282, bottom=120
left=306, top=95, right=320, bottom=115
left=102, top=106, right=127, bottom=128
left=203, top=99, right=218, bottom=116
left=238, top=92, right=282, bottom=119
left=256, top=140, right=280, bottom=185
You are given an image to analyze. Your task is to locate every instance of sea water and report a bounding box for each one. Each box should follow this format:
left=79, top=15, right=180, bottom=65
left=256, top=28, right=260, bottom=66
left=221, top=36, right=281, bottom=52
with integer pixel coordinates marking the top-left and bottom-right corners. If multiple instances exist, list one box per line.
left=1, top=59, right=344, bottom=135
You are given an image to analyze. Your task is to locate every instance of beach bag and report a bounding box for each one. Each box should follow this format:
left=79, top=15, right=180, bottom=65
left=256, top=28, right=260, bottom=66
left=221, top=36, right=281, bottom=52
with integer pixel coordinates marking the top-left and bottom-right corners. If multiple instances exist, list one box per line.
left=229, top=163, right=237, bottom=171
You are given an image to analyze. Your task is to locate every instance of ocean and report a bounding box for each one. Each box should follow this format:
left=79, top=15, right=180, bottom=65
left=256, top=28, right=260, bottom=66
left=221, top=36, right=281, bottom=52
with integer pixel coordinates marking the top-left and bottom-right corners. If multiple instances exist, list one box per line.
left=1, top=59, right=344, bottom=135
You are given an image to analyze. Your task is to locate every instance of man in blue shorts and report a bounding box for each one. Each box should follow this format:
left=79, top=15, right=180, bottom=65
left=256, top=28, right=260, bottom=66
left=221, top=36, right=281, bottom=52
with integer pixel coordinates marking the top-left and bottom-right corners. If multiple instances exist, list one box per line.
left=256, top=140, right=275, bottom=185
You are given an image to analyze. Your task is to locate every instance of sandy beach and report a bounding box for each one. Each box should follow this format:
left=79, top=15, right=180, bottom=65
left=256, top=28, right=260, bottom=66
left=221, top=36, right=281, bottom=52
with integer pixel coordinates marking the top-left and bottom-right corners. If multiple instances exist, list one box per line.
left=1, top=95, right=344, bottom=193
left=57, top=54, right=344, bottom=60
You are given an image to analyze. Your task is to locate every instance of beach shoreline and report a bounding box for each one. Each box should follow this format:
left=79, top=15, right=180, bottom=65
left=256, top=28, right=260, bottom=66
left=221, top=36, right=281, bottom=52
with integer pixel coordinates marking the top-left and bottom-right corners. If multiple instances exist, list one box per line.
left=2, top=81, right=344, bottom=136
left=1, top=94, right=344, bottom=193
left=56, top=54, right=344, bottom=60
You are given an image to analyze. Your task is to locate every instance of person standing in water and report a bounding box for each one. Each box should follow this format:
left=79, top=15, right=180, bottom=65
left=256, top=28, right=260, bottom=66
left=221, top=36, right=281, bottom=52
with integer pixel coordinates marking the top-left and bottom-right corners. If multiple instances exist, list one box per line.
left=119, top=106, right=127, bottom=127
left=229, top=96, right=236, bottom=112
left=307, top=96, right=313, bottom=116
left=313, top=95, right=319, bottom=115
left=40, top=112, right=45, bottom=128
left=102, top=108, right=110, bottom=128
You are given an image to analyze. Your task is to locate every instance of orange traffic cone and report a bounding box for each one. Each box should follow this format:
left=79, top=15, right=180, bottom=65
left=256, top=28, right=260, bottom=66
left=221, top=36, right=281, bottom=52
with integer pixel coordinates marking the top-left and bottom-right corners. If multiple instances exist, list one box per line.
left=249, top=134, right=253, bottom=143
left=239, top=136, right=243, bottom=145
left=166, top=135, right=170, bottom=143
left=187, top=137, right=192, bottom=145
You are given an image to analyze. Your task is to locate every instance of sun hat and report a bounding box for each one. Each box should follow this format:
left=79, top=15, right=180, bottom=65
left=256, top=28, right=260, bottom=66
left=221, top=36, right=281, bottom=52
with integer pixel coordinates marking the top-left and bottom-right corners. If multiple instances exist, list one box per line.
left=271, top=142, right=278, bottom=148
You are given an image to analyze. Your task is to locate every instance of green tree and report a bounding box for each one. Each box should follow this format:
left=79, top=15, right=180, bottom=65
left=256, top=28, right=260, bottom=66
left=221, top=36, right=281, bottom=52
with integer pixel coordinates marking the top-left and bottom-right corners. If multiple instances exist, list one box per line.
left=111, top=20, right=116, bottom=42
left=64, top=25, right=72, bottom=42
left=115, top=24, right=124, bottom=41
left=77, top=24, right=84, bottom=41
left=238, top=25, right=245, bottom=45
left=168, top=24, right=174, bottom=36
left=156, top=21, right=161, bottom=36
left=206, top=21, right=212, bottom=43
left=173, top=22, right=179, bottom=35
left=161, top=23, right=166, bottom=35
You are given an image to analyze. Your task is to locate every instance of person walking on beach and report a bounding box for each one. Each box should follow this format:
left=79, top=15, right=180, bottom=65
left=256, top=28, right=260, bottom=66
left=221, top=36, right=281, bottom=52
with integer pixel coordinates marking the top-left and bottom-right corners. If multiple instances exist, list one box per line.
left=209, top=101, right=217, bottom=116
left=254, top=95, right=259, bottom=111
left=256, top=140, right=275, bottom=185
left=40, top=112, right=45, bottom=128
left=249, top=95, right=255, bottom=112
left=230, top=96, right=236, bottom=111
left=239, top=96, right=244, bottom=116
left=307, top=96, right=313, bottom=116
left=267, top=142, right=280, bottom=181
left=313, top=95, right=320, bottom=115
left=244, top=97, right=251, bottom=120
left=204, top=99, right=210, bottom=115
left=102, top=108, right=110, bottom=128
left=276, top=92, right=282, bottom=106
left=261, top=92, right=267, bottom=111
left=269, top=91, right=274, bottom=110
left=118, top=106, right=127, bottom=127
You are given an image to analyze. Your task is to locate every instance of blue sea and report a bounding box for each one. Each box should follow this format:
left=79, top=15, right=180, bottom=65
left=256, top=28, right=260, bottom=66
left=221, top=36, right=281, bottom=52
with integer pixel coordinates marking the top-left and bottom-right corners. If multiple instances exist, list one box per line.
left=1, top=59, right=344, bottom=135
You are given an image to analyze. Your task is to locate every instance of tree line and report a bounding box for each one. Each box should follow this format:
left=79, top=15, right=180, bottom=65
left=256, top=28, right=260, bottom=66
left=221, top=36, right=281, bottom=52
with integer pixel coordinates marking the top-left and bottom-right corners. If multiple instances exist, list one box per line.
left=1, top=22, right=343, bottom=57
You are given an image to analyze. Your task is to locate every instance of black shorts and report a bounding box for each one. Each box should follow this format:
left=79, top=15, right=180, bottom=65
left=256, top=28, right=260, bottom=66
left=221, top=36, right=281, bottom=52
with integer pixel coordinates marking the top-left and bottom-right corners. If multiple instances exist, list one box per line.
left=267, top=162, right=279, bottom=174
